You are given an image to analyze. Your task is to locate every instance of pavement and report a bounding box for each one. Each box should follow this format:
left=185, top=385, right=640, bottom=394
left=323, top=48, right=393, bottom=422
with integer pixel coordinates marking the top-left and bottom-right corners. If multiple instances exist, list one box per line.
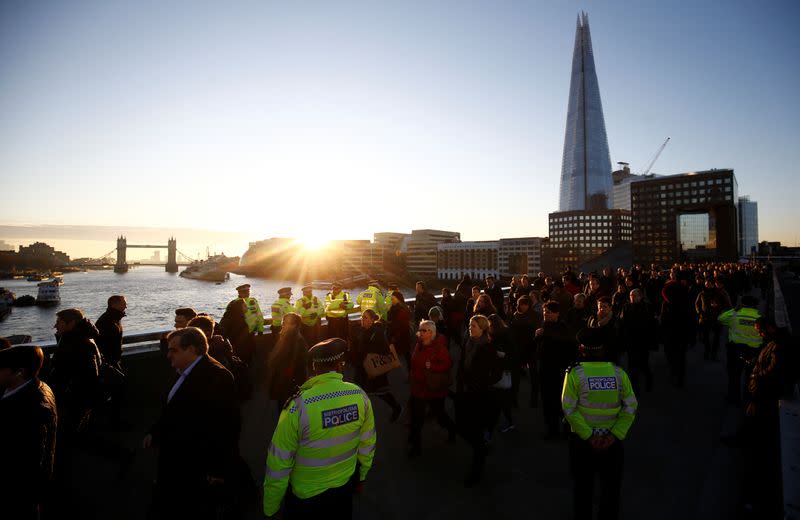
left=62, top=296, right=781, bottom=520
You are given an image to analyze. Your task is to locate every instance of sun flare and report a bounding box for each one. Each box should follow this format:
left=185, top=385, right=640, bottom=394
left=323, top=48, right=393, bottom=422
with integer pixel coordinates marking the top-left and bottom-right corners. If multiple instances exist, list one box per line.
left=298, top=234, right=330, bottom=251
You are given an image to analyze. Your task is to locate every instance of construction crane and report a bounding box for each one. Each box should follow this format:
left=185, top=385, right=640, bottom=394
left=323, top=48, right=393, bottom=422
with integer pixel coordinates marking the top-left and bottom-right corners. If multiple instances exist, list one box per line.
left=640, top=137, right=670, bottom=176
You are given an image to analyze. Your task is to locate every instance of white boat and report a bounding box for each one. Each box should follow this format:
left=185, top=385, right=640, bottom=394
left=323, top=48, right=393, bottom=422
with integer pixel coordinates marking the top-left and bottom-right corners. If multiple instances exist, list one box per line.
left=180, top=254, right=240, bottom=282
left=36, top=279, right=61, bottom=306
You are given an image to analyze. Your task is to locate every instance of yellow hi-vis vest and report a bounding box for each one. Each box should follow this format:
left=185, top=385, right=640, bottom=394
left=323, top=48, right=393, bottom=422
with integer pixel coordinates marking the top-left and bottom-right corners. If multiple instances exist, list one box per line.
left=270, top=297, right=293, bottom=329
left=295, top=295, right=324, bottom=326
left=717, top=307, right=762, bottom=348
left=262, top=372, right=376, bottom=516
left=356, top=286, right=385, bottom=316
left=239, top=297, right=264, bottom=333
left=325, top=291, right=353, bottom=318
left=561, top=361, right=638, bottom=441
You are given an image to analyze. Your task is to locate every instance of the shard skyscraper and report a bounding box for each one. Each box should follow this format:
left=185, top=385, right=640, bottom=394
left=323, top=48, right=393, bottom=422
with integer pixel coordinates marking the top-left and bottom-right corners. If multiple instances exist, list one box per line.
left=559, top=12, right=613, bottom=211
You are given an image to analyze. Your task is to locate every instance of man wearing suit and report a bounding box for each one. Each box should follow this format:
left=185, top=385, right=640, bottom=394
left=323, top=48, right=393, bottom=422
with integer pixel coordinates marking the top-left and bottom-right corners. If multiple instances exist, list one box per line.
left=0, top=346, right=58, bottom=520
left=143, top=327, right=239, bottom=520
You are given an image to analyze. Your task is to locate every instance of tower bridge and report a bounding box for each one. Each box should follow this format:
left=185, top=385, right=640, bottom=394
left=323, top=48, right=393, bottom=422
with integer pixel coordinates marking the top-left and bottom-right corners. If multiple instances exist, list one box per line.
left=113, top=236, right=195, bottom=273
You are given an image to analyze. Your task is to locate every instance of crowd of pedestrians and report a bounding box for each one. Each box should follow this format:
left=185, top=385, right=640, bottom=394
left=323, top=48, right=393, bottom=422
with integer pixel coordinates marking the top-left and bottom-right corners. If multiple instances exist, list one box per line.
left=1, top=260, right=797, bottom=519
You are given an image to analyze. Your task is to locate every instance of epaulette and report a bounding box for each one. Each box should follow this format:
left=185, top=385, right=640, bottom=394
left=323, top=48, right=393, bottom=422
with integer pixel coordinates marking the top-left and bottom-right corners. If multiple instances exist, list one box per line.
left=564, top=360, right=581, bottom=375
left=282, top=387, right=303, bottom=411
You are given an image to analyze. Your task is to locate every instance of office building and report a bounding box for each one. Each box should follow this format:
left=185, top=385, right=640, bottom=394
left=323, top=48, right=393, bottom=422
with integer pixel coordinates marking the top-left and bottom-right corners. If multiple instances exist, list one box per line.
left=559, top=12, right=613, bottom=211
left=737, top=196, right=759, bottom=257
left=406, top=229, right=461, bottom=278
left=631, top=169, right=738, bottom=264
left=542, top=210, right=632, bottom=274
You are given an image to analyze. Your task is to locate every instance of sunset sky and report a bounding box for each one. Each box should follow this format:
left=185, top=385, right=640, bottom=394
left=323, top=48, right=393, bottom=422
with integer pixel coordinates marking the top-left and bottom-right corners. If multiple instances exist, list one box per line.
left=1, top=0, right=799, bottom=258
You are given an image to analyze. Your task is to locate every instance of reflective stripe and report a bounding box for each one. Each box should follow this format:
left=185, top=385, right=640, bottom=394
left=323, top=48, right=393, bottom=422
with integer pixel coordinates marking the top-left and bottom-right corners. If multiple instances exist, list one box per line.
left=623, top=406, right=637, bottom=415
left=295, top=397, right=310, bottom=441
left=563, top=408, right=580, bottom=415
left=582, top=401, right=621, bottom=410
left=296, top=447, right=357, bottom=467
left=268, top=444, right=294, bottom=461
left=358, top=444, right=376, bottom=456
left=301, top=429, right=359, bottom=449
left=562, top=396, right=578, bottom=406
left=581, top=413, right=618, bottom=423
left=623, top=396, right=638, bottom=406
left=360, top=428, right=376, bottom=441
left=265, top=466, right=292, bottom=479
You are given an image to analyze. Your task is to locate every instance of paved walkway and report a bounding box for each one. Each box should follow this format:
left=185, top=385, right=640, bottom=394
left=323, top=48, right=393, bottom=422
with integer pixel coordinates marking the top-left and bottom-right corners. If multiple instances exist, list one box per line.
left=66, top=300, right=780, bottom=519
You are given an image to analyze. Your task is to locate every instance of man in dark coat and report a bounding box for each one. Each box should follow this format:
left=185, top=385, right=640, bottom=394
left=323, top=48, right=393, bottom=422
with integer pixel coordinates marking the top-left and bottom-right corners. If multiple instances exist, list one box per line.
left=619, top=289, right=657, bottom=393
left=0, top=346, right=58, bottom=520
left=534, top=301, right=577, bottom=439
left=484, top=275, right=506, bottom=319
left=47, top=308, right=101, bottom=436
left=413, top=281, right=437, bottom=326
left=95, top=295, right=126, bottom=366
left=144, top=327, right=240, bottom=520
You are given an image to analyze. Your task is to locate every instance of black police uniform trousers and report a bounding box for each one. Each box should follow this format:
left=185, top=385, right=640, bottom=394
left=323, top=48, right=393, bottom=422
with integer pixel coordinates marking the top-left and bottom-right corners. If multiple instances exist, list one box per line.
left=284, top=481, right=354, bottom=520
left=569, top=434, right=624, bottom=520
left=725, top=342, right=759, bottom=404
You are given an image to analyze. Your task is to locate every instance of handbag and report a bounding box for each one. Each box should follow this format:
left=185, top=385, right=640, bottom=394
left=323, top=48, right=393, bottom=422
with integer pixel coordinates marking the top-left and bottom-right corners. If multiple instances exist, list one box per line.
left=424, top=369, right=452, bottom=393
left=492, top=370, right=512, bottom=390
left=363, top=344, right=401, bottom=379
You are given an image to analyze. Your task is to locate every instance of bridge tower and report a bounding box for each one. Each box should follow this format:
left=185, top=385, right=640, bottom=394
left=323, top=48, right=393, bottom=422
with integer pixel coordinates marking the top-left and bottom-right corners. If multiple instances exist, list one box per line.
left=166, top=237, right=178, bottom=273
left=114, top=236, right=129, bottom=273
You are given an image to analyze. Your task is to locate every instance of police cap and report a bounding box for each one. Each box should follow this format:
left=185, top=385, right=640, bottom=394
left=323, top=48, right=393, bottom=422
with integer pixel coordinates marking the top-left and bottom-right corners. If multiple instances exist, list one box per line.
left=308, top=338, right=347, bottom=364
left=236, top=284, right=251, bottom=292
left=368, top=280, right=380, bottom=287
left=740, top=295, right=759, bottom=308
left=331, top=281, right=342, bottom=289
left=387, top=282, right=399, bottom=290
left=278, top=287, right=292, bottom=295
left=576, top=327, right=605, bottom=351
left=301, top=285, right=313, bottom=292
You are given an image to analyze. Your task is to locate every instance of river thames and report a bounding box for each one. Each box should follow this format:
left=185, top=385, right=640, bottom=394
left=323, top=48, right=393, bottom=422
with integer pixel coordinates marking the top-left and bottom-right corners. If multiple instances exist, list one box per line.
left=0, top=266, right=390, bottom=342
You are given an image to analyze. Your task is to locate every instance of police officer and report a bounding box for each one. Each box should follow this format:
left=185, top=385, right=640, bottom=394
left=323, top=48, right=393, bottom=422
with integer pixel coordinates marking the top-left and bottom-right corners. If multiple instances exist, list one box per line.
left=718, top=295, right=762, bottom=404
left=561, top=327, right=638, bottom=520
left=325, top=282, right=353, bottom=342
left=382, top=283, right=398, bottom=321
left=234, top=284, right=264, bottom=334
left=356, top=280, right=385, bottom=318
left=295, top=285, right=324, bottom=345
left=271, top=287, right=294, bottom=335
left=262, top=338, right=376, bottom=519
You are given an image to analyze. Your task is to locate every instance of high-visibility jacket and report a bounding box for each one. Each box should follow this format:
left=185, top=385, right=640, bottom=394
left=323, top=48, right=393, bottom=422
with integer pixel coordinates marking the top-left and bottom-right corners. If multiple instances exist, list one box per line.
left=325, top=291, right=353, bottom=319
left=356, top=286, right=385, bottom=317
left=262, top=372, right=376, bottom=516
left=718, top=307, right=762, bottom=348
left=295, top=295, right=325, bottom=327
left=382, top=292, right=394, bottom=321
left=237, top=297, right=264, bottom=333
left=561, top=361, right=637, bottom=441
left=271, top=297, right=293, bottom=329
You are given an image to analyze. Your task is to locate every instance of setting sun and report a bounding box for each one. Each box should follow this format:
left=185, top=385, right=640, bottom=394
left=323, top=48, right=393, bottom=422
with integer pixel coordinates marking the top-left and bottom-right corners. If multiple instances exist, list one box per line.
left=298, top=234, right=330, bottom=251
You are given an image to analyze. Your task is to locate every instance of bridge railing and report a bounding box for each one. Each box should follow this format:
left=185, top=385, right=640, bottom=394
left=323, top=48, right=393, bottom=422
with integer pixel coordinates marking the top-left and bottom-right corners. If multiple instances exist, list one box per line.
left=18, top=287, right=512, bottom=354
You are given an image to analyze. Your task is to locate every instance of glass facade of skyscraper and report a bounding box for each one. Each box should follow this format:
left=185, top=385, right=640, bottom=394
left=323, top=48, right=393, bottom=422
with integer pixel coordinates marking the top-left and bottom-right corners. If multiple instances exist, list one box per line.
left=559, top=12, right=613, bottom=211
left=737, top=196, right=759, bottom=256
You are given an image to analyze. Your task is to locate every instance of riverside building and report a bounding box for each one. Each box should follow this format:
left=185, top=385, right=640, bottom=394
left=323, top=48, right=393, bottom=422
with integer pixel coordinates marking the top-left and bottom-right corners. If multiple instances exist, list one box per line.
left=737, top=196, right=759, bottom=257
left=630, top=169, right=739, bottom=265
left=405, top=229, right=461, bottom=278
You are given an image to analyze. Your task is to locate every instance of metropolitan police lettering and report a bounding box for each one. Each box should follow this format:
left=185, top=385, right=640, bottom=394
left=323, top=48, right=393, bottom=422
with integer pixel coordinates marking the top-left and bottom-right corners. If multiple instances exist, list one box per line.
left=322, top=404, right=359, bottom=428
left=588, top=376, right=618, bottom=391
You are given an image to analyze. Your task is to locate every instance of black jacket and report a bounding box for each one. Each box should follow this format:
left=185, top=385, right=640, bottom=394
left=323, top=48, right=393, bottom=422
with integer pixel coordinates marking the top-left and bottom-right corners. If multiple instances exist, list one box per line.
left=535, top=320, right=576, bottom=378
left=414, top=291, right=437, bottom=324
left=150, top=355, right=239, bottom=486
left=96, top=307, right=125, bottom=364
left=352, top=322, right=392, bottom=392
left=620, top=301, right=657, bottom=351
left=47, top=318, right=101, bottom=427
left=510, top=311, right=538, bottom=364
left=457, top=335, right=501, bottom=393
left=484, top=284, right=505, bottom=318
left=0, top=379, right=58, bottom=517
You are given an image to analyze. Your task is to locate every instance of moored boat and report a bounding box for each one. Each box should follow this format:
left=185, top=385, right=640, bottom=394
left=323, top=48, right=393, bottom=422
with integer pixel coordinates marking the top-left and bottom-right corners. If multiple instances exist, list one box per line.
left=180, top=254, right=240, bottom=282
left=36, top=279, right=61, bottom=306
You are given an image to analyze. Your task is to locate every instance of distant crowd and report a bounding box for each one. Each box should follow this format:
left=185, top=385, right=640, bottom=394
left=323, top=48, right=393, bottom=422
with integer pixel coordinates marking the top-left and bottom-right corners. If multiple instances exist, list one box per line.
left=0, top=261, right=797, bottom=519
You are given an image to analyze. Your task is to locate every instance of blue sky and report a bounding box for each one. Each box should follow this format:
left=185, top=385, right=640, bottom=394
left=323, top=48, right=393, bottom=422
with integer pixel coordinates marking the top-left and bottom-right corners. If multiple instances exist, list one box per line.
left=1, top=0, right=798, bottom=256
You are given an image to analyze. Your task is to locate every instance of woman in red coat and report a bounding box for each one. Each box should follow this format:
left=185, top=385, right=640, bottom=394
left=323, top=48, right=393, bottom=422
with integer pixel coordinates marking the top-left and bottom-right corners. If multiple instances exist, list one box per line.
left=408, top=319, right=457, bottom=458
